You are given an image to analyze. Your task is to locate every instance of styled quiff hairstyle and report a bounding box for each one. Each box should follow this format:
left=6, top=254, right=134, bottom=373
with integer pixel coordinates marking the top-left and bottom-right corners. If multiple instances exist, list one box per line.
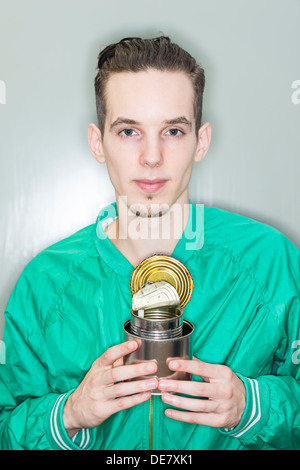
left=94, top=36, right=205, bottom=135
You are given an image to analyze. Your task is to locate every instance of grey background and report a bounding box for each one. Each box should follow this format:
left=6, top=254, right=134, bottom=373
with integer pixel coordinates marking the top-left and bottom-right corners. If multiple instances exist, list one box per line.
left=0, top=0, right=299, bottom=338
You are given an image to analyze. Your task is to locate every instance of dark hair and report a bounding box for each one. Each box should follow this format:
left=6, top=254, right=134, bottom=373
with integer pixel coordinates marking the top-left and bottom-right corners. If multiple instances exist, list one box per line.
left=94, top=36, right=205, bottom=135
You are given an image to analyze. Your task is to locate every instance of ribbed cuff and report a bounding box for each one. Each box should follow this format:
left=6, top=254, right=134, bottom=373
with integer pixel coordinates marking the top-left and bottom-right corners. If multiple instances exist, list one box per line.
left=219, top=374, right=270, bottom=441
left=45, top=390, right=96, bottom=450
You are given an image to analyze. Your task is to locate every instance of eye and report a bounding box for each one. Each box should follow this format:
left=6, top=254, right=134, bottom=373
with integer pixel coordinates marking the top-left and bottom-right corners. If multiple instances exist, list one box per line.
left=120, top=128, right=137, bottom=137
left=166, top=128, right=183, bottom=136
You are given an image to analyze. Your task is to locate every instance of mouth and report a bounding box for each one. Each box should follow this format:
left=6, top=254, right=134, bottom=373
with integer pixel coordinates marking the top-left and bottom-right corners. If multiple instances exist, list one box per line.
left=133, top=179, right=168, bottom=193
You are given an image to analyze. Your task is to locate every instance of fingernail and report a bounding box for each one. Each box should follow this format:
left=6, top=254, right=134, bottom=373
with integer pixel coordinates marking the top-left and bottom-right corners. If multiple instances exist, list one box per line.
left=159, top=380, right=167, bottom=389
left=169, top=360, right=178, bottom=369
left=128, top=341, right=136, bottom=350
left=146, top=379, right=157, bottom=388
left=146, top=362, right=156, bottom=372
left=141, top=392, right=151, bottom=399
left=162, top=393, right=173, bottom=403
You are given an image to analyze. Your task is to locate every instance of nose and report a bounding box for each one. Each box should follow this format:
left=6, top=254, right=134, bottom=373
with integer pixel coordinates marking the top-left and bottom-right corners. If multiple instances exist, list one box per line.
left=139, top=136, right=163, bottom=168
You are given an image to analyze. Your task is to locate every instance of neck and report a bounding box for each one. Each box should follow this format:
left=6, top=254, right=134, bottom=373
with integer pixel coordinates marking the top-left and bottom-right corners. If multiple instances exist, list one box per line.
left=105, top=194, right=191, bottom=267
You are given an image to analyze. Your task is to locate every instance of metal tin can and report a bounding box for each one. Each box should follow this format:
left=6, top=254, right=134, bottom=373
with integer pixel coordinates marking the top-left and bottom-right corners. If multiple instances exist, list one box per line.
left=124, top=254, right=195, bottom=395
left=130, top=306, right=183, bottom=340
left=124, top=319, right=194, bottom=395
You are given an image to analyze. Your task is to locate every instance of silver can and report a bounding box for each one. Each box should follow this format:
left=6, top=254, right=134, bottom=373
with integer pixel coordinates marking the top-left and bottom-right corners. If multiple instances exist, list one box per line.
left=123, top=312, right=194, bottom=395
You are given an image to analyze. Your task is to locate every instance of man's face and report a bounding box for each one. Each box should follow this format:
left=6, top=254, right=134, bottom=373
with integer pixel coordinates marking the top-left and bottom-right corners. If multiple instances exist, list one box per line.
left=90, top=69, right=210, bottom=217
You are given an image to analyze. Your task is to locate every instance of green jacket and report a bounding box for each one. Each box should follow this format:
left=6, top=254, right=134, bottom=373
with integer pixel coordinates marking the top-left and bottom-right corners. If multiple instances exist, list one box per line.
left=0, top=201, right=300, bottom=450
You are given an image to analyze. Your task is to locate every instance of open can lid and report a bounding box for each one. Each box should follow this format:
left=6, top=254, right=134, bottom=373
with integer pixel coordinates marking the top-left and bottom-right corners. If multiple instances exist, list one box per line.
left=130, top=254, right=193, bottom=308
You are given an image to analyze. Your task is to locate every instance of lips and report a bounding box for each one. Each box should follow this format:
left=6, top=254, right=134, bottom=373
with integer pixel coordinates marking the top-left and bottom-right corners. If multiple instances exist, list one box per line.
left=134, top=179, right=167, bottom=193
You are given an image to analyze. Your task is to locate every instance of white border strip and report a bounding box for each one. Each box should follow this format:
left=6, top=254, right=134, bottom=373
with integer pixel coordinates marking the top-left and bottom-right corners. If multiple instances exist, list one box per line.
left=232, top=378, right=261, bottom=438
left=50, top=394, right=91, bottom=450
left=50, top=394, right=72, bottom=450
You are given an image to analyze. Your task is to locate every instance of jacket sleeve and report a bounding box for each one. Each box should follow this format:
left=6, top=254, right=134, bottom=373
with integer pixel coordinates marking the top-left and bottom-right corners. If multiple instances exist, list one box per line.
left=220, top=235, right=300, bottom=450
left=220, top=359, right=300, bottom=449
left=0, top=258, right=96, bottom=450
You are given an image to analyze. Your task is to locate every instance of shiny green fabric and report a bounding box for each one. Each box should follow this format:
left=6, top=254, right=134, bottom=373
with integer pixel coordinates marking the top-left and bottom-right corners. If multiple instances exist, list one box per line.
left=0, top=201, right=300, bottom=450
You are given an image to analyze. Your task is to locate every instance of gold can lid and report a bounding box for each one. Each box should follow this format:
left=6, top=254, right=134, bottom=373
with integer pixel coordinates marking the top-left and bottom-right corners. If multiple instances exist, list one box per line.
left=130, top=254, right=193, bottom=308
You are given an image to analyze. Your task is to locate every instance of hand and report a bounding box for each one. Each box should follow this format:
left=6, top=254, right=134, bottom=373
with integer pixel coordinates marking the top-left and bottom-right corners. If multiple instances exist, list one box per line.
left=63, top=340, right=158, bottom=437
left=158, top=357, right=246, bottom=429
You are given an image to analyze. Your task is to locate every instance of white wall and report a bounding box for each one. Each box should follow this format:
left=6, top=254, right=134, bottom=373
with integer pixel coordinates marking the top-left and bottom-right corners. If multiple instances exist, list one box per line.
left=0, top=0, right=299, bottom=337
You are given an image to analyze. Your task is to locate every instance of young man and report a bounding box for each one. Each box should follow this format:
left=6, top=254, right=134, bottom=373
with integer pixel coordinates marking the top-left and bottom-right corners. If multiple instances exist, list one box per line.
left=0, top=36, right=299, bottom=450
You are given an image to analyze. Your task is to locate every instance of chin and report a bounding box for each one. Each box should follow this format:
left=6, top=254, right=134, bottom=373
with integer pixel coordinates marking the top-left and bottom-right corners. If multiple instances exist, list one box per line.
left=125, top=195, right=171, bottom=218
left=129, top=202, right=170, bottom=218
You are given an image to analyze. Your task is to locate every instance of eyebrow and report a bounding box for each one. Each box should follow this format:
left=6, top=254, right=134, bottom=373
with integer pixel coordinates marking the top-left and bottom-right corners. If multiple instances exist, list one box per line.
left=110, top=118, right=140, bottom=131
left=163, top=116, right=193, bottom=130
left=110, top=116, right=193, bottom=131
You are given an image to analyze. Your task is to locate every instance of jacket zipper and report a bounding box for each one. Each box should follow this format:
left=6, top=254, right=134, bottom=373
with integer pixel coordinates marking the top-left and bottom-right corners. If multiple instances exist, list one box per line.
left=149, top=395, right=153, bottom=450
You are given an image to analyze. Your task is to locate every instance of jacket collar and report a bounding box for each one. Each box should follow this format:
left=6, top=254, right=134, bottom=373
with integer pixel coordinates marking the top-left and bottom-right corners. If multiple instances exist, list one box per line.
left=93, top=200, right=204, bottom=276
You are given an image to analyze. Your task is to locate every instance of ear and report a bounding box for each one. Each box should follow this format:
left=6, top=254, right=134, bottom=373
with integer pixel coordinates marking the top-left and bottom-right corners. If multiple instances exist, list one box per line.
left=88, top=123, right=106, bottom=163
left=194, top=122, right=212, bottom=163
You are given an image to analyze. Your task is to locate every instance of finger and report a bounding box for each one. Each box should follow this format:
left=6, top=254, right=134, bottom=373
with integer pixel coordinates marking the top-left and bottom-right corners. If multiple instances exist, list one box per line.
left=158, top=379, right=220, bottom=399
left=104, top=377, right=158, bottom=399
left=103, top=361, right=158, bottom=385
left=164, top=408, right=223, bottom=427
left=110, top=391, right=152, bottom=414
left=168, top=358, right=225, bottom=380
left=113, top=357, right=124, bottom=368
left=161, top=393, right=217, bottom=413
left=98, top=340, right=140, bottom=368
